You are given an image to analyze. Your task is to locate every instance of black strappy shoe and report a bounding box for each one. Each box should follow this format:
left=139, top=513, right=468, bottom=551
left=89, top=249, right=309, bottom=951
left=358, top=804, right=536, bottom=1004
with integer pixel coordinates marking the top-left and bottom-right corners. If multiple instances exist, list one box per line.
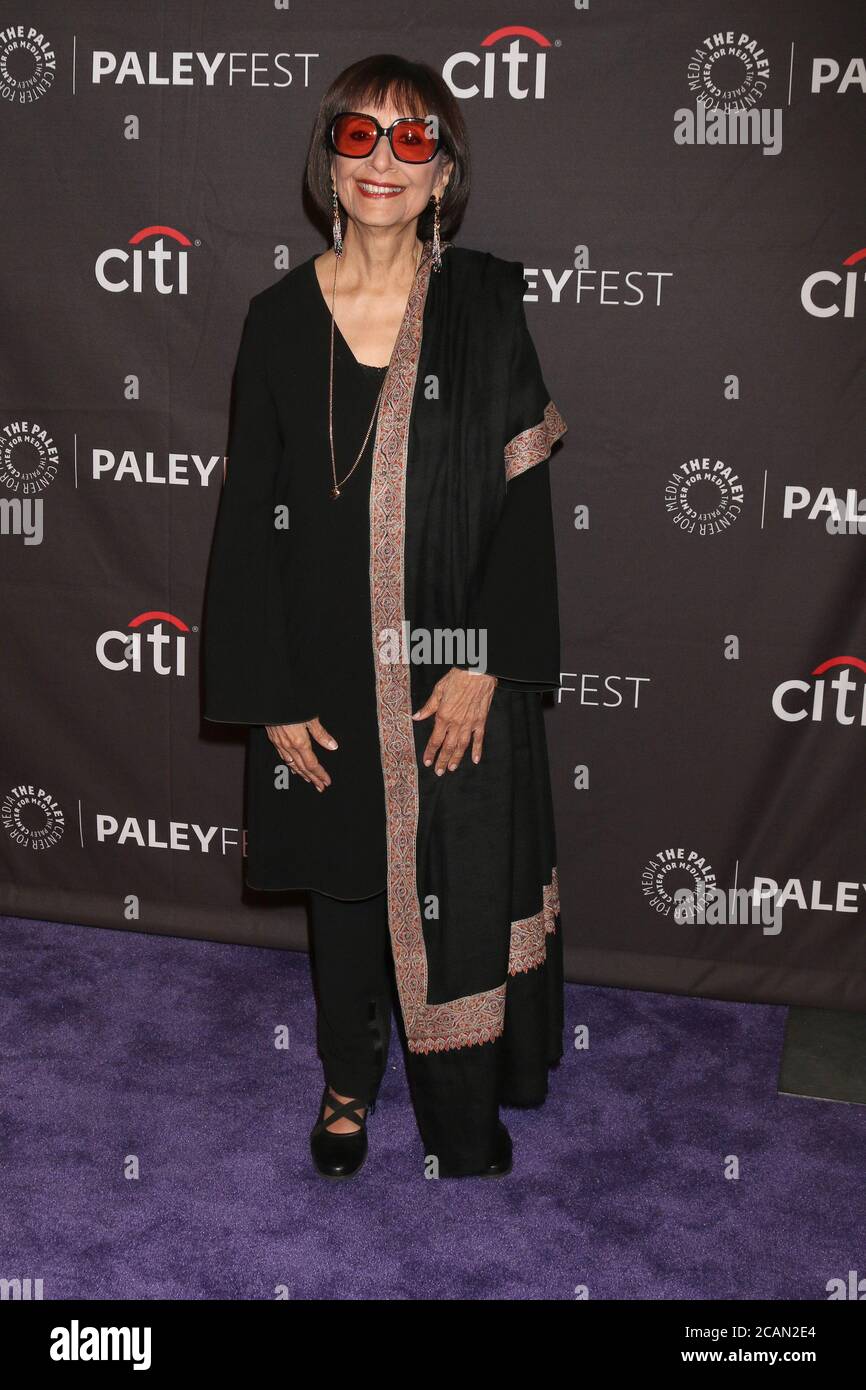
left=309, top=1084, right=373, bottom=1179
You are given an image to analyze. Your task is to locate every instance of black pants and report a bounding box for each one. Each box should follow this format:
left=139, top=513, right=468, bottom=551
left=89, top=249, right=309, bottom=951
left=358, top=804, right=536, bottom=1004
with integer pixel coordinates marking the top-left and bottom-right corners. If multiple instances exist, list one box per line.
left=308, top=886, right=514, bottom=1173
left=307, top=888, right=393, bottom=1104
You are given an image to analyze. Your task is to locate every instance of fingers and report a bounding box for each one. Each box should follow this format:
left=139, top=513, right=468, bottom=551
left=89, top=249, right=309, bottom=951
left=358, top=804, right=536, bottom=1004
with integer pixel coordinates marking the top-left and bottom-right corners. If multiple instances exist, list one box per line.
left=435, top=724, right=473, bottom=775
left=412, top=691, right=439, bottom=721
left=306, top=717, right=339, bottom=751
left=265, top=722, right=332, bottom=792
left=420, top=670, right=495, bottom=773
left=423, top=714, right=480, bottom=775
left=421, top=711, right=447, bottom=768
left=470, top=725, right=485, bottom=765
left=292, top=745, right=331, bottom=790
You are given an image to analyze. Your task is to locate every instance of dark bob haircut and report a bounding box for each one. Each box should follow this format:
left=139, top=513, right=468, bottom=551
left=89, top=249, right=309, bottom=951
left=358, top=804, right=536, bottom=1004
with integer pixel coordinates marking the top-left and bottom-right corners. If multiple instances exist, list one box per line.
left=304, top=53, right=470, bottom=246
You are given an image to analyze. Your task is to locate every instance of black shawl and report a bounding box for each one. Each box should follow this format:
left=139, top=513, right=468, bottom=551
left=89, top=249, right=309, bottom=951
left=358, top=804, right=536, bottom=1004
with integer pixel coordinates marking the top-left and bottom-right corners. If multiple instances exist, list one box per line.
left=203, top=238, right=568, bottom=1172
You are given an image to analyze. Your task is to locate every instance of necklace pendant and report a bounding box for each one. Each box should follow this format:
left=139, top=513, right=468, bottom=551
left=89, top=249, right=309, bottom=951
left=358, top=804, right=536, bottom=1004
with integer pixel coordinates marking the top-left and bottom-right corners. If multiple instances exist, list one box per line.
left=330, top=485, right=341, bottom=499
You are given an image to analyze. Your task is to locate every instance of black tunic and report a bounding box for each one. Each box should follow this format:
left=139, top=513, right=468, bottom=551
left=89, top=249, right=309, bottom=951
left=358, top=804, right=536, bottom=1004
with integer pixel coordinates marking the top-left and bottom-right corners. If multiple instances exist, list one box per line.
left=203, top=239, right=568, bottom=1173
left=246, top=257, right=390, bottom=899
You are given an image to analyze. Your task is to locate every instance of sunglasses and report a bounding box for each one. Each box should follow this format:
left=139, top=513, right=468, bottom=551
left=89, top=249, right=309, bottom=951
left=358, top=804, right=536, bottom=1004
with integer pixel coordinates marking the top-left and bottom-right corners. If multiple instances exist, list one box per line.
left=328, top=111, right=443, bottom=164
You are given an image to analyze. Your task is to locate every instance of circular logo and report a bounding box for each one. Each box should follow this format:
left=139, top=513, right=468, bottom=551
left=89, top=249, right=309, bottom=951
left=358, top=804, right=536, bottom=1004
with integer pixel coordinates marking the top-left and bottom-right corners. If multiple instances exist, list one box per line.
left=687, top=35, right=769, bottom=112
left=664, top=456, right=744, bottom=536
left=2, top=784, right=65, bottom=850
left=0, top=421, right=60, bottom=495
left=642, top=847, right=716, bottom=921
left=0, top=27, right=57, bottom=104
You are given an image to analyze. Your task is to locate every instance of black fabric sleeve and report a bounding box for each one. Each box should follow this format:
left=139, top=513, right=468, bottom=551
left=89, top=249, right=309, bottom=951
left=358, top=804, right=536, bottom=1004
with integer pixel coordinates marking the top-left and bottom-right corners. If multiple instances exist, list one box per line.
left=455, top=261, right=568, bottom=692
left=201, top=295, right=317, bottom=727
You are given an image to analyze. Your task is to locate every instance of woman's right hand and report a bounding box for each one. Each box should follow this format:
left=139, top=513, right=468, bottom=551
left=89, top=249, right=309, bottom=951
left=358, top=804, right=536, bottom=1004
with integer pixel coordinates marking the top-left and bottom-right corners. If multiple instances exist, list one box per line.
left=265, top=718, right=338, bottom=792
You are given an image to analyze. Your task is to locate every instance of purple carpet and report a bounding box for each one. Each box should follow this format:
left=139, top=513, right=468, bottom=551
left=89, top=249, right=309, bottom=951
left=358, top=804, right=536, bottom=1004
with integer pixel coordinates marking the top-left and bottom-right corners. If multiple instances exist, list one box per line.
left=1, top=912, right=863, bottom=1300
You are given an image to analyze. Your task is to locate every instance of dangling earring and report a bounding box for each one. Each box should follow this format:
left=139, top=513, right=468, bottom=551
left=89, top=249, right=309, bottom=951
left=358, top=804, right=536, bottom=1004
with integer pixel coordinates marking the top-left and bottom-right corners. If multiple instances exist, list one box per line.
left=431, top=194, right=442, bottom=272
left=331, top=176, right=343, bottom=256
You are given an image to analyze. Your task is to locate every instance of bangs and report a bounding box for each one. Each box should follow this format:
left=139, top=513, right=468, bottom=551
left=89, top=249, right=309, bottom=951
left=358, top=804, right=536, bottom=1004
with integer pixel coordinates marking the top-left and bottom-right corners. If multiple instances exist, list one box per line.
left=338, top=75, right=431, bottom=124
left=303, top=53, right=471, bottom=245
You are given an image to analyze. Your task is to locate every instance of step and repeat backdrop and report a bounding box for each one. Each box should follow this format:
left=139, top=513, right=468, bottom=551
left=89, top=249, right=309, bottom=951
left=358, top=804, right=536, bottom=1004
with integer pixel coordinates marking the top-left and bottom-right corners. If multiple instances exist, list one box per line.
left=2, top=1, right=864, bottom=1008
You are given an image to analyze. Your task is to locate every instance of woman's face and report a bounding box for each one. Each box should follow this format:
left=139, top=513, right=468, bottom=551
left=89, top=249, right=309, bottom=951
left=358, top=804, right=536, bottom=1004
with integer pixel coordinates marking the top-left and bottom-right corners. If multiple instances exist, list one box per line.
left=330, top=98, right=452, bottom=237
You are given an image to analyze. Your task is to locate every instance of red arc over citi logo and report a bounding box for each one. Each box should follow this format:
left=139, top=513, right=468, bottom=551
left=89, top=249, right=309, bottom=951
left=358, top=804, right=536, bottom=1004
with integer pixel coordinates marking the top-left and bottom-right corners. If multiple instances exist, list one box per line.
left=801, top=245, right=866, bottom=318
left=96, top=610, right=193, bottom=676
left=443, top=26, right=556, bottom=100
left=95, top=225, right=195, bottom=295
left=772, top=655, right=866, bottom=725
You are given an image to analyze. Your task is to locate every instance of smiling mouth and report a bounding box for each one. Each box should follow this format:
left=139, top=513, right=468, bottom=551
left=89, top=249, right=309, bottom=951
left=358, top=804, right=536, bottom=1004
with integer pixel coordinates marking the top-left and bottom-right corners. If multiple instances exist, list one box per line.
left=356, top=180, right=406, bottom=198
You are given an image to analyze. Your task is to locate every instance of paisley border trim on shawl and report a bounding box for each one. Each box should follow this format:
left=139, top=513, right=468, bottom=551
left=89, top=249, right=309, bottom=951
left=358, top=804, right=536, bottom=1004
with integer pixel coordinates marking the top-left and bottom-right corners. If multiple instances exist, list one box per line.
left=369, top=239, right=559, bottom=1056
left=409, top=869, right=562, bottom=1055
left=368, top=236, right=440, bottom=1050
left=508, top=867, right=561, bottom=976
left=504, top=400, right=568, bottom=482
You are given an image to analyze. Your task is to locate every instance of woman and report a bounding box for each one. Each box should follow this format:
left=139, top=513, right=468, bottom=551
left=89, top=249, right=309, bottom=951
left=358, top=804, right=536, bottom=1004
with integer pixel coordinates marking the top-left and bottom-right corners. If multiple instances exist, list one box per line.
left=202, top=54, right=568, bottom=1180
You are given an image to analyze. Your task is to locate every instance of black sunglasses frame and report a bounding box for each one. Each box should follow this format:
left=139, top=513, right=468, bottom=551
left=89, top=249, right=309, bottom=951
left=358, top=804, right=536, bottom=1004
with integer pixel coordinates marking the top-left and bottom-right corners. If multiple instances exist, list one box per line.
left=328, top=111, right=444, bottom=165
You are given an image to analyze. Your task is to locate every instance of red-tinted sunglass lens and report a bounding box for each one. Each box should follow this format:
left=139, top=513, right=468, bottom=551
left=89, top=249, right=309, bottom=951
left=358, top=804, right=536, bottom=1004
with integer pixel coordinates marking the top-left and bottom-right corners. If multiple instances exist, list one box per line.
left=391, top=120, right=438, bottom=162
left=331, top=115, right=439, bottom=162
left=331, top=115, right=378, bottom=155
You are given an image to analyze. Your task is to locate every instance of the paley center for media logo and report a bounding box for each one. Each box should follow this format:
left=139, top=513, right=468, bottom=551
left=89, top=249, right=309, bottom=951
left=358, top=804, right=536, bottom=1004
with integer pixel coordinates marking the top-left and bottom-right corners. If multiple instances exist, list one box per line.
left=0, top=418, right=59, bottom=545
left=0, top=24, right=55, bottom=103
left=675, top=29, right=781, bottom=155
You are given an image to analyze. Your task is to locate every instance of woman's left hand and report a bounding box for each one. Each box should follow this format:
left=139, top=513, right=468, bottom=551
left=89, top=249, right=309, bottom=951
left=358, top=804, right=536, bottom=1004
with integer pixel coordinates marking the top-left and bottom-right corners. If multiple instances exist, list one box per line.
left=412, top=668, right=497, bottom=774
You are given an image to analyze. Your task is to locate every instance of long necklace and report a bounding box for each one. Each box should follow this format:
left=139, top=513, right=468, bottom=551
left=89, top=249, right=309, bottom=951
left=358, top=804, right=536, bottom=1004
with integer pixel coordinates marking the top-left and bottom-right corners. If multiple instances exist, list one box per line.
left=327, top=240, right=422, bottom=499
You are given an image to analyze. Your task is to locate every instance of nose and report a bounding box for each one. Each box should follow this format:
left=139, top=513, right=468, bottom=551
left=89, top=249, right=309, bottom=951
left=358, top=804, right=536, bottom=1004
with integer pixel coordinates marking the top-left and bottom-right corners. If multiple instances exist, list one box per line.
left=368, top=132, right=399, bottom=169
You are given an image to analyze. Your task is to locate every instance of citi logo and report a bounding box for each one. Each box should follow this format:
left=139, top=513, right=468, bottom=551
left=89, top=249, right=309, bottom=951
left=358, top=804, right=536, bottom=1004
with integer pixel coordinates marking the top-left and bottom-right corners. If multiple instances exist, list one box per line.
left=96, top=610, right=192, bottom=676
left=443, top=26, right=556, bottom=100
left=95, top=224, right=194, bottom=295
left=801, top=245, right=866, bottom=318
left=772, top=656, right=866, bottom=726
